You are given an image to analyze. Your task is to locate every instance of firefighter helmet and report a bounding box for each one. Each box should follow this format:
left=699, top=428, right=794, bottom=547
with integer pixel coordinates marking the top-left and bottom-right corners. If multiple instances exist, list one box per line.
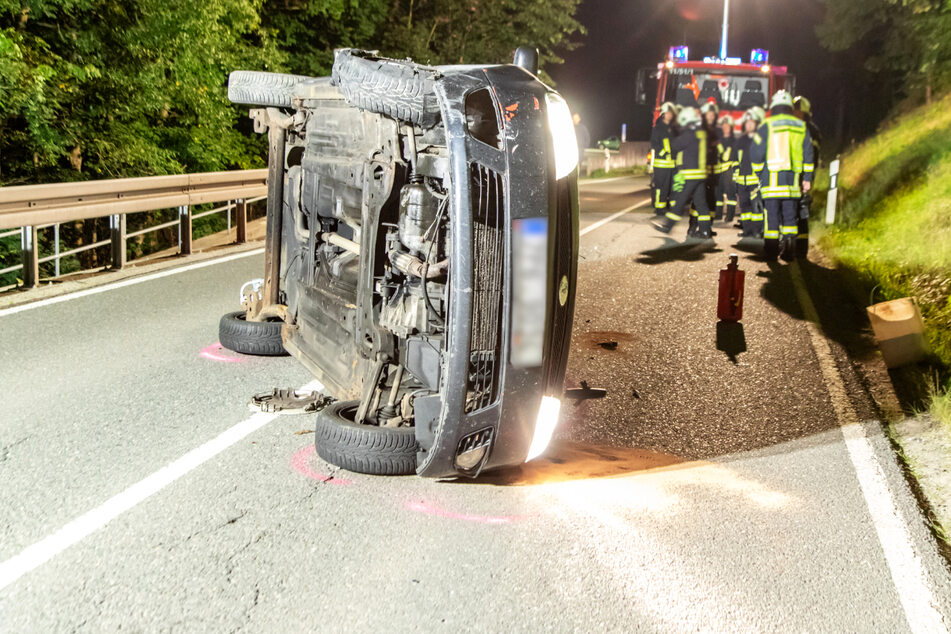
left=794, top=95, right=812, bottom=116
left=741, top=108, right=763, bottom=125
left=700, top=99, right=720, bottom=115
left=660, top=101, right=677, bottom=116
left=718, top=114, right=735, bottom=127
left=750, top=106, right=766, bottom=122
left=677, top=107, right=701, bottom=128
left=770, top=90, right=794, bottom=109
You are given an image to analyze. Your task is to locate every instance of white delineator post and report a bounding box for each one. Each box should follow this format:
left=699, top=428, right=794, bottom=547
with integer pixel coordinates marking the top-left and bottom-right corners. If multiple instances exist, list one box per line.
left=826, top=158, right=840, bottom=224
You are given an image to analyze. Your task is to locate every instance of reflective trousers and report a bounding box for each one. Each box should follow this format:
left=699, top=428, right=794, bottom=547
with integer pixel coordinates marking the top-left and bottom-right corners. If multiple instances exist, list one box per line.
left=652, top=167, right=675, bottom=215
left=718, top=172, right=738, bottom=222
left=737, top=184, right=763, bottom=234
left=764, top=198, right=799, bottom=257
left=667, top=179, right=711, bottom=233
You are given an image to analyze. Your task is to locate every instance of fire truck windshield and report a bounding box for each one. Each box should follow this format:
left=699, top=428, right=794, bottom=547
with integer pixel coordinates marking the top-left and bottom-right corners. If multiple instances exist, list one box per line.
left=665, top=69, right=768, bottom=111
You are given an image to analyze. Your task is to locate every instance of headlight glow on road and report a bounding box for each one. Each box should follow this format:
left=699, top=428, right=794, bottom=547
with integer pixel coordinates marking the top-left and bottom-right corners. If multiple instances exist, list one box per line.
left=546, top=93, right=578, bottom=180
left=526, top=396, right=562, bottom=462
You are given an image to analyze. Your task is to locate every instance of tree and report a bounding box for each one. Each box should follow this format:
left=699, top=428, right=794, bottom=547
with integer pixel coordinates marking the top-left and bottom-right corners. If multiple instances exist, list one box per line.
left=817, top=0, right=951, bottom=105
left=264, top=0, right=584, bottom=84
left=0, top=0, right=281, bottom=186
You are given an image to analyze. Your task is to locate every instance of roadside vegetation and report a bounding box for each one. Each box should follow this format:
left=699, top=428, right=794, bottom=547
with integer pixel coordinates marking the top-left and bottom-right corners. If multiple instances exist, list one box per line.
left=584, top=165, right=648, bottom=180
left=0, top=0, right=583, bottom=286
left=813, top=92, right=951, bottom=425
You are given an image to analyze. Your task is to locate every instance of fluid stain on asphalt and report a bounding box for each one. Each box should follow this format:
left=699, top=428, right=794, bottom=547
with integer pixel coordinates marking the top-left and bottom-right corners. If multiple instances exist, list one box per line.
left=580, top=330, right=636, bottom=351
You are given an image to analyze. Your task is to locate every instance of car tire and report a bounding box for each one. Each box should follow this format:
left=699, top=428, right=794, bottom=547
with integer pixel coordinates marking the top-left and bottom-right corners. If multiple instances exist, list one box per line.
left=331, top=49, right=441, bottom=128
left=218, top=311, right=288, bottom=356
left=314, top=400, right=418, bottom=476
left=227, top=70, right=310, bottom=108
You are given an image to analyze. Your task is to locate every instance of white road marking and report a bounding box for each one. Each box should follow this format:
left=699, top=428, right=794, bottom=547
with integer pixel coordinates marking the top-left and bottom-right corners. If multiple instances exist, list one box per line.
left=789, top=264, right=948, bottom=633
left=0, top=379, right=323, bottom=592
left=580, top=198, right=652, bottom=237
left=0, top=248, right=265, bottom=318
left=0, top=192, right=665, bottom=591
left=578, top=174, right=642, bottom=186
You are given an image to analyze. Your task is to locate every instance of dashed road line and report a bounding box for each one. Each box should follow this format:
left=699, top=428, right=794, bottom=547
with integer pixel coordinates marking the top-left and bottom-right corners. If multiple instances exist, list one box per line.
left=0, top=379, right=322, bottom=592
left=789, top=263, right=948, bottom=633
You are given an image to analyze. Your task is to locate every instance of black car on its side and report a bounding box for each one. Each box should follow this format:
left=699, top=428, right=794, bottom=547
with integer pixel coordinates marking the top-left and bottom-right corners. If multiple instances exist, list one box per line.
left=219, top=48, right=579, bottom=478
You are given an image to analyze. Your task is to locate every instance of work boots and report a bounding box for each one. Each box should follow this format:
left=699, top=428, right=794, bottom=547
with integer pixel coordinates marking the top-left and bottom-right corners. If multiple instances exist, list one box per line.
left=651, top=218, right=674, bottom=234
left=780, top=235, right=797, bottom=262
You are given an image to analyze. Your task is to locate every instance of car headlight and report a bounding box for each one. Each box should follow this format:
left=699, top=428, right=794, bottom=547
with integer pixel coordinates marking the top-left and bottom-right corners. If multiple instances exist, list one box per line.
left=526, top=395, right=562, bottom=462
left=546, top=93, right=579, bottom=180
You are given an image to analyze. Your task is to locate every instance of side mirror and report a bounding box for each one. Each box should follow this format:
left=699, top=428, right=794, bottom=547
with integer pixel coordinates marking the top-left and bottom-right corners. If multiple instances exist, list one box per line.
left=635, top=68, right=649, bottom=106
left=513, top=47, right=539, bottom=75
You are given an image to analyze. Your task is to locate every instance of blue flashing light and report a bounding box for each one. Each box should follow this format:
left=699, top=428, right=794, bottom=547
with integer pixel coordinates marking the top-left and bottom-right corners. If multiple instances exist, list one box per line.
left=751, top=49, right=769, bottom=65
left=669, top=46, right=689, bottom=63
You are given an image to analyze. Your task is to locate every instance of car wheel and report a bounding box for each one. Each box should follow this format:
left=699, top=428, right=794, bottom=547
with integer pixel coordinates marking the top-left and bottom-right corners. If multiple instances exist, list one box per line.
left=314, top=400, right=418, bottom=476
left=331, top=49, right=441, bottom=128
left=227, top=70, right=310, bottom=108
left=218, top=311, right=288, bottom=357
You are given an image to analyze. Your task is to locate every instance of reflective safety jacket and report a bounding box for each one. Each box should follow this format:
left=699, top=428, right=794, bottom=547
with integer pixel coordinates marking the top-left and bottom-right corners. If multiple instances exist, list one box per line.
left=751, top=113, right=815, bottom=198
left=733, top=134, right=759, bottom=186
left=650, top=119, right=676, bottom=169
left=716, top=133, right=737, bottom=175
left=672, top=123, right=708, bottom=181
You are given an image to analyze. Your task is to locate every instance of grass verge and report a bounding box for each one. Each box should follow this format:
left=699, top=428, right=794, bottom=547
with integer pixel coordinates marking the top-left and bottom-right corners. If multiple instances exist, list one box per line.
left=812, top=92, right=951, bottom=424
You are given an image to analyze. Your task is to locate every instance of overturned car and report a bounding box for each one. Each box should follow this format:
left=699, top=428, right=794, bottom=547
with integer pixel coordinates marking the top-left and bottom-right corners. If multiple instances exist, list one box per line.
left=220, top=48, right=579, bottom=478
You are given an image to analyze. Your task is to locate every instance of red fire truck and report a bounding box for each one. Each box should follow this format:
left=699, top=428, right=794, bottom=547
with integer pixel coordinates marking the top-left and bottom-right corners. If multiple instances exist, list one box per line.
left=636, top=47, right=796, bottom=126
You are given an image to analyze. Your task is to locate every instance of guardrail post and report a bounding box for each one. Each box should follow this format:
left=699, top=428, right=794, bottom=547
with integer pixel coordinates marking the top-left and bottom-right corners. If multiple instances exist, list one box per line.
left=179, top=205, right=192, bottom=255
left=110, top=213, right=127, bottom=269
left=54, top=224, right=61, bottom=277
left=236, top=199, right=247, bottom=244
left=21, top=225, right=39, bottom=288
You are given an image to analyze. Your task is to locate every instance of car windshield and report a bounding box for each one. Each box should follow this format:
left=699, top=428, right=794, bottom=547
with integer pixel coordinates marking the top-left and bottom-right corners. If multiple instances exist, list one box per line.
left=665, top=69, right=767, bottom=111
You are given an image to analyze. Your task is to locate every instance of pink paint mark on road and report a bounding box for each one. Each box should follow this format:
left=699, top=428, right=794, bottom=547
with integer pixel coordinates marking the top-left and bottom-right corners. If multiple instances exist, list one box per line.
left=405, top=500, right=533, bottom=525
left=199, top=342, right=245, bottom=363
left=291, top=445, right=352, bottom=486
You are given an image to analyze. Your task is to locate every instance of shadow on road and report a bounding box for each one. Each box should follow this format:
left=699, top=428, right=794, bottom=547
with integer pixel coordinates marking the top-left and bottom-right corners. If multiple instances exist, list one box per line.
left=636, top=237, right=723, bottom=264
left=716, top=321, right=747, bottom=364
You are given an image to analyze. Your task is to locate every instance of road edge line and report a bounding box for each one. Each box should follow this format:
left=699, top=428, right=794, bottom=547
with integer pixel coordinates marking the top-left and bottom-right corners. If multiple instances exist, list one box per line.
left=0, top=379, right=322, bottom=591
left=0, top=247, right=265, bottom=318
left=580, top=198, right=652, bottom=237
left=789, top=262, right=948, bottom=633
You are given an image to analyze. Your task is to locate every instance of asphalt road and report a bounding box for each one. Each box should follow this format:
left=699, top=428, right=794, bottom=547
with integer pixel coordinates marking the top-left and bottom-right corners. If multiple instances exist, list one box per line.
left=1, top=175, right=950, bottom=632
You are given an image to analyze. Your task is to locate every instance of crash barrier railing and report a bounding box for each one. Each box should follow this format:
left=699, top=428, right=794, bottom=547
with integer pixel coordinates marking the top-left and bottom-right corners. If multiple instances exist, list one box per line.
left=581, top=141, right=650, bottom=177
left=0, top=169, right=268, bottom=287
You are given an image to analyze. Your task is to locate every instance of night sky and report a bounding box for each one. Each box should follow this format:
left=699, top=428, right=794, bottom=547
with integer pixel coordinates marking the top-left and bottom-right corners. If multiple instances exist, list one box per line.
left=549, top=0, right=838, bottom=145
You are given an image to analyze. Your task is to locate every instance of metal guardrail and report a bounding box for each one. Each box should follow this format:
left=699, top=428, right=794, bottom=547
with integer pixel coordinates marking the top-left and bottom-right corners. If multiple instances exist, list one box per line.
left=0, top=169, right=267, bottom=287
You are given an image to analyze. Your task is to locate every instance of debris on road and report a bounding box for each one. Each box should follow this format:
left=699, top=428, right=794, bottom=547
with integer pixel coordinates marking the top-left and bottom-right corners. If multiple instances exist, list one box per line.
left=565, top=380, right=608, bottom=405
left=249, top=388, right=334, bottom=414
left=598, top=341, right=619, bottom=350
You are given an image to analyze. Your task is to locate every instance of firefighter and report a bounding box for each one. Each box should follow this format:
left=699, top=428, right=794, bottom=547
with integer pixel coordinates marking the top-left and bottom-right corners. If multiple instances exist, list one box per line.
left=794, top=96, right=821, bottom=257
left=751, top=90, right=815, bottom=260
left=700, top=100, right=721, bottom=224
left=716, top=114, right=738, bottom=223
left=733, top=108, right=764, bottom=237
left=650, top=102, right=678, bottom=216
left=794, top=96, right=822, bottom=166
left=651, top=107, right=713, bottom=239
